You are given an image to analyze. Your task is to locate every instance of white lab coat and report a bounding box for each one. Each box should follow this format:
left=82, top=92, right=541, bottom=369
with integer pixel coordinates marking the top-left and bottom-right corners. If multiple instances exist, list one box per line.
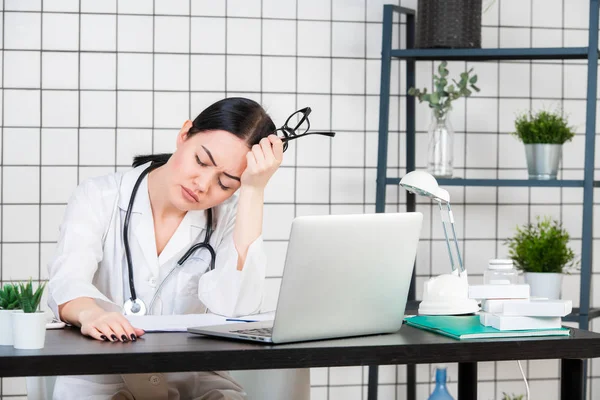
left=47, top=162, right=267, bottom=399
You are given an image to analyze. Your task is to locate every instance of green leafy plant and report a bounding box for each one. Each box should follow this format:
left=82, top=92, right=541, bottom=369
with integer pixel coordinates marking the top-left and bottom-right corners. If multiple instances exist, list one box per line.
left=408, top=61, right=480, bottom=120
left=501, top=393, right=524, bottom=400
left=0, top=283, right=20, bottom=310
left=16, top=279, right=46, bottom=313
left=505, top=216, right=577, bottom=274
left=512, top=109, right=576, bottom=144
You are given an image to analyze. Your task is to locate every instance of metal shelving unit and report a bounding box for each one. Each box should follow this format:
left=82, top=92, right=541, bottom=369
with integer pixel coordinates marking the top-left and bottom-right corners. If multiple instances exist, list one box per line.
left=370, top=2, right=600, bottom=400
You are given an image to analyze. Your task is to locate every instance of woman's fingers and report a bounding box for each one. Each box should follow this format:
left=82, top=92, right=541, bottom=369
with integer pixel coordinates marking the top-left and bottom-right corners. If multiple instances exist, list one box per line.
left=96, top=322, right=118, bottom=342
left=134, top=328, right=146, bottom=337
left=259, top=137, right=275, bottom=165
left=86, top=327, right=109, bottom=342
left=110, top=319, right=131, bottom=342
left=268, top=135, right=284, bottom=162
left=240, top=136, right=283, bottom=189
left=252, top=144, right=266, bottom=166
left=246, top=151, right=257, bottom=170
left=119, top=319, right=141, bottom=342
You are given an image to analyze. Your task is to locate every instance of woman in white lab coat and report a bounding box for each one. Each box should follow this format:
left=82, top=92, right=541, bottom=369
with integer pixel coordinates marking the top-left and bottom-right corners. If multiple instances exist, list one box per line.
left=47, top=97, right=283, bottom=399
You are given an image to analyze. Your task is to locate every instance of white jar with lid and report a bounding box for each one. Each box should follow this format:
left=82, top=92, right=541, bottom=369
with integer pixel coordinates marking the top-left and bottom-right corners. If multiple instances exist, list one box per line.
left=484, top=259, right=518, bottom=285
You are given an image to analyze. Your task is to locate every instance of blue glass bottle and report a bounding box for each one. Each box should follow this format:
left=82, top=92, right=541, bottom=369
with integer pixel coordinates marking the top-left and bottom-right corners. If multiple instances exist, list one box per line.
left=427, top=366, right=455, bottom=400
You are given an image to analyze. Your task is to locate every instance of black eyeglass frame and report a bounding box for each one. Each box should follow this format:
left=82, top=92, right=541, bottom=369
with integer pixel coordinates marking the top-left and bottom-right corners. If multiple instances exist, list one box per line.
left=273, top=107, right=336, bottom=152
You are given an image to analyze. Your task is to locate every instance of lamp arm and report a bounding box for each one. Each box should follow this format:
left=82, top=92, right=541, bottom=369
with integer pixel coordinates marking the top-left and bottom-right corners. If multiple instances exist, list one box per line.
left=446, top=203, right=465, bottom=274
left=438, top=201, right=457, bottom=273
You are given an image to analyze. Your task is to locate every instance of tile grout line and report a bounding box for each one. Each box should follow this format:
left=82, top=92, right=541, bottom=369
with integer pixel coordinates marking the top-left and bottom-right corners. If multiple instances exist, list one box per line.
left=328, top=2, right=333, bottom=397
left=115, top=2, right=119, bottom=174
left=38, top=0, right=44, bottom=289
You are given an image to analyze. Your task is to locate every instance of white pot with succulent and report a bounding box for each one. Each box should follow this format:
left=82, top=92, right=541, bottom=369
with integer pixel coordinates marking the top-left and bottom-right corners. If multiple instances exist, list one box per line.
left=408, top=61, right=480, bottom=178
left=0, top=283, right=22, bottom=346
left=12, top=279, right=47, bottom=350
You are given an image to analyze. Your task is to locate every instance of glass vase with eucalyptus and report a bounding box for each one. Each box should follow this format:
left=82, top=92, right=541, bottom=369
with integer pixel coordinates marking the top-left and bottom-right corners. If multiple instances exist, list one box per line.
left=408, top=61, right=480, bottom=178
left=428, top=107, right=454, bottom=178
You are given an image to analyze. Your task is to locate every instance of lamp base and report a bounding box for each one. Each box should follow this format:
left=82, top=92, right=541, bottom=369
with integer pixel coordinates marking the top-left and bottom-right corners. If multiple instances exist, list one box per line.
left=418, top=298, right=480, bottom=315
left=417, top=273, right=480, bottom=316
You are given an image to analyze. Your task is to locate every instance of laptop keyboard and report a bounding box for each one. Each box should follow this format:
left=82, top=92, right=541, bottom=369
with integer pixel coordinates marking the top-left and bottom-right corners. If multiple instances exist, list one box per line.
left=231, top=327, right=273, bottom=337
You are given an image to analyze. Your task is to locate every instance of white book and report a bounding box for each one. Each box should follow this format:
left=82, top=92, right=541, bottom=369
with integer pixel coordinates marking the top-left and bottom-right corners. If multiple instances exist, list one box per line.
left=487, top=314, right=562, bottom=331
left=479, top=311, right=493, bottom=326
left=502, top=299, right=572, bottom=317
left=468, top=284, right=530, bottom=300
left=481, top=299, right=523, bottom=314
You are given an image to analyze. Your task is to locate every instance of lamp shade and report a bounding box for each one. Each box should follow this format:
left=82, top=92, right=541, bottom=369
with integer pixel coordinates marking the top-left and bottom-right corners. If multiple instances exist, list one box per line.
left=399, top=171, right=450, bottom=203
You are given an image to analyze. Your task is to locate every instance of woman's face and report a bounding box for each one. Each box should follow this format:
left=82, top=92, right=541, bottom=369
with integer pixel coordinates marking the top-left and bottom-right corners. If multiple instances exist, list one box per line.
left=165, top=121, right=249, bottom=212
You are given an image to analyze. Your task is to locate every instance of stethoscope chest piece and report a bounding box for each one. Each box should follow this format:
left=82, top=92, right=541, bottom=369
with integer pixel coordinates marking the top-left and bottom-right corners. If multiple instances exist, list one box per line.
left=123, top=298, right=147, bottom=315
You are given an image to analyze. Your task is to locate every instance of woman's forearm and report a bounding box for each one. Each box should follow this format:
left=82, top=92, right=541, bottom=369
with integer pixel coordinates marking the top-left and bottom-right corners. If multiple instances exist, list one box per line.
left=233, top=186, right=264, bottom=270
left=59, top=297, right=105, bottom=327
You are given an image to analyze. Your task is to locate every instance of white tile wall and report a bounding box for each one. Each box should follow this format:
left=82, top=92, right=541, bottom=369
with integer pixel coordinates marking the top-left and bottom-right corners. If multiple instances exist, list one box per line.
left=0, top=0, right=598, bottom=399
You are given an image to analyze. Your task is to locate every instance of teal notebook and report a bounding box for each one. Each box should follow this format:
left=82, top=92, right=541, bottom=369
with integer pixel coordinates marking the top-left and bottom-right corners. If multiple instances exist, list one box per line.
left=404, top=315, right=571, bottom=340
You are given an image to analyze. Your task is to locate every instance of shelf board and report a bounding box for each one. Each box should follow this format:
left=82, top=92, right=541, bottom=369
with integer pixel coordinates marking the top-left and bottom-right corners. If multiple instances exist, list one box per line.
left=390, top=47, right=590, bottom=61
left=561, top=307, right=600, bottom=323
left=386, top=178, right=585, bottom=187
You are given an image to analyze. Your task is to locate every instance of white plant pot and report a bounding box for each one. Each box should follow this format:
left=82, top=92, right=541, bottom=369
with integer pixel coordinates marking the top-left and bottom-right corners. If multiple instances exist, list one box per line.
left=524, top=272, right=563, bottom=300
left=12, top=311, right=47, bottom=350
left=0, top=309, right=22, bottom=346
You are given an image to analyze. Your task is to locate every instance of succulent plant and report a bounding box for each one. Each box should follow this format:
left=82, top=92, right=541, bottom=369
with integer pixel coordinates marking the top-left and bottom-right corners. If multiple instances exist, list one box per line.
left=502, top=393, right=524, bottom=400
left=17, top=279, right=46, bottom=313
left=408, top=61, right=480, bottom=120
left=0, top=283, right=20, bottom=310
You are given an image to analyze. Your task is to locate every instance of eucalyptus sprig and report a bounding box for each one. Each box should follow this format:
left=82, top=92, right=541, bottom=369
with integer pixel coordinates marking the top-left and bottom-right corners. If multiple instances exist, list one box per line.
left=504, top=216, right=578, bottom=274
left=408, top=61, right=480, bottom=120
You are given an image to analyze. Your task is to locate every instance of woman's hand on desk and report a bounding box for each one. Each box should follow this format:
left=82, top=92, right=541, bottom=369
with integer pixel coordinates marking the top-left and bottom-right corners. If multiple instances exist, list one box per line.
left=79, top=308, right=145, bottom=342
left=60, top=298, right=145, bottom=342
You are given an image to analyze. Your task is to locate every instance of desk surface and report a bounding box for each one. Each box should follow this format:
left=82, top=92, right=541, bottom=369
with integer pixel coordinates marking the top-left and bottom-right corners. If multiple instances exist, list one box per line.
left=2, top=325, right=600, bottom=378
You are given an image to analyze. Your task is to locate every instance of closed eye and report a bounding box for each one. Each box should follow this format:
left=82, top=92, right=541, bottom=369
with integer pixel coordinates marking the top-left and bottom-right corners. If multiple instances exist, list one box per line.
left=218, top=180, right=231, bottom=191
left=196, top=155, right=208, bottom=167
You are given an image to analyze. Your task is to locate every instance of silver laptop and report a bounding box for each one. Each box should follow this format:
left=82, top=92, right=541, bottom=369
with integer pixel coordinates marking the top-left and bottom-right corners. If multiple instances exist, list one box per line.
left=188, top=212, right=423, bottom=344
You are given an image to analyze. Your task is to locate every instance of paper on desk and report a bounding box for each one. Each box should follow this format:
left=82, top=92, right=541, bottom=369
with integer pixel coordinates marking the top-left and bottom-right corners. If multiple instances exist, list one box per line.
left=126, top=311, right=276, bottom=332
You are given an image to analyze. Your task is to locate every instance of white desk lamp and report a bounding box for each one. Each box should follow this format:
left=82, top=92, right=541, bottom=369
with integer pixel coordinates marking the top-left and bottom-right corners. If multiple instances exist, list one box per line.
left=400, top=171, right=479, bottom=315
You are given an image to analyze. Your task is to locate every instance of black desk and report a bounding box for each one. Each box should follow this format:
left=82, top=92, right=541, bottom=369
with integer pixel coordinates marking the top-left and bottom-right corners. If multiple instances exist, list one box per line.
left=2, top=325, right=600, bottom=400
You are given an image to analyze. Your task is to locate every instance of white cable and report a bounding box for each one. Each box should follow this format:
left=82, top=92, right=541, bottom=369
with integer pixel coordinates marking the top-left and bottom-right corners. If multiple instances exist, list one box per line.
left=517, top=360, right=530, bottom=400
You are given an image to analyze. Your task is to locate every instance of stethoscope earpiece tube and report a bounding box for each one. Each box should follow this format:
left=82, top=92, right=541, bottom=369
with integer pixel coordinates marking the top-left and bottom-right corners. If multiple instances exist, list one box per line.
left=123, top=162, right=164, bottom=305
left=122, top=161, right=217, bottom=316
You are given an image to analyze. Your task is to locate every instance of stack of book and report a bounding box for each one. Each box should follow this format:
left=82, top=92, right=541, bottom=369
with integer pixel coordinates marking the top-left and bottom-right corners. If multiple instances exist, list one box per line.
left=468, top=284, right=572, bottom=331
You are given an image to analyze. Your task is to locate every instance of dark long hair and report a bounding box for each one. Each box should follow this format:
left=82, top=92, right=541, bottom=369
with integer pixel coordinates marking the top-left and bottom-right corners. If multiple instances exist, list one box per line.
left=132, top=97, right=276, bottom=167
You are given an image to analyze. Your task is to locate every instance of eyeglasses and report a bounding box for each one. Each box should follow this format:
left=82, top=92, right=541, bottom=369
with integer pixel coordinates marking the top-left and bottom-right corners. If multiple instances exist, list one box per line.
left=273, top=107, right=336, bottom=152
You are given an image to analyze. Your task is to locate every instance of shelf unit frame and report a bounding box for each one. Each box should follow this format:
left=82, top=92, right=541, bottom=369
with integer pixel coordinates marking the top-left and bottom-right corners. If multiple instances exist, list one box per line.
left=370, top=2, right=600, bottom=400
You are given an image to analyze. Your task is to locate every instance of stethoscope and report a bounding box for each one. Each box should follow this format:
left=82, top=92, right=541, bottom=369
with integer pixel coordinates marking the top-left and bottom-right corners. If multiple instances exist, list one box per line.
left=123, top=161, right=216, bottom=315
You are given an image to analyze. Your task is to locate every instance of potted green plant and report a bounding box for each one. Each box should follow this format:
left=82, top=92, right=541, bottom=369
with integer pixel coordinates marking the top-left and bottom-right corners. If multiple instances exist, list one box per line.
left=501, top=393, right=524, bottom=400
left=505, top=216, right=577, bottom=300
left=408, top=61, right=479, bottom=178
left=0, top=284, right=22, bottom=346
left=12, top=279, right=47, bottom=349
left=511, top=110, right=576, bottom=180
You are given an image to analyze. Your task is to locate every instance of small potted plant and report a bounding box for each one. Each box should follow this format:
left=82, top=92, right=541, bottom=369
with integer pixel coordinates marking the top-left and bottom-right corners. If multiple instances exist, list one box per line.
left=12, top=279, right=47, bottom=349
left=408, top=61, right=479, bottom=178
left=511, top=109, right=576, bottom=180
left=505, top=216, right=577, bottom=300
left=502, top=393, right=524, bottom=400
left=0, top=284, right=22, bottom=346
